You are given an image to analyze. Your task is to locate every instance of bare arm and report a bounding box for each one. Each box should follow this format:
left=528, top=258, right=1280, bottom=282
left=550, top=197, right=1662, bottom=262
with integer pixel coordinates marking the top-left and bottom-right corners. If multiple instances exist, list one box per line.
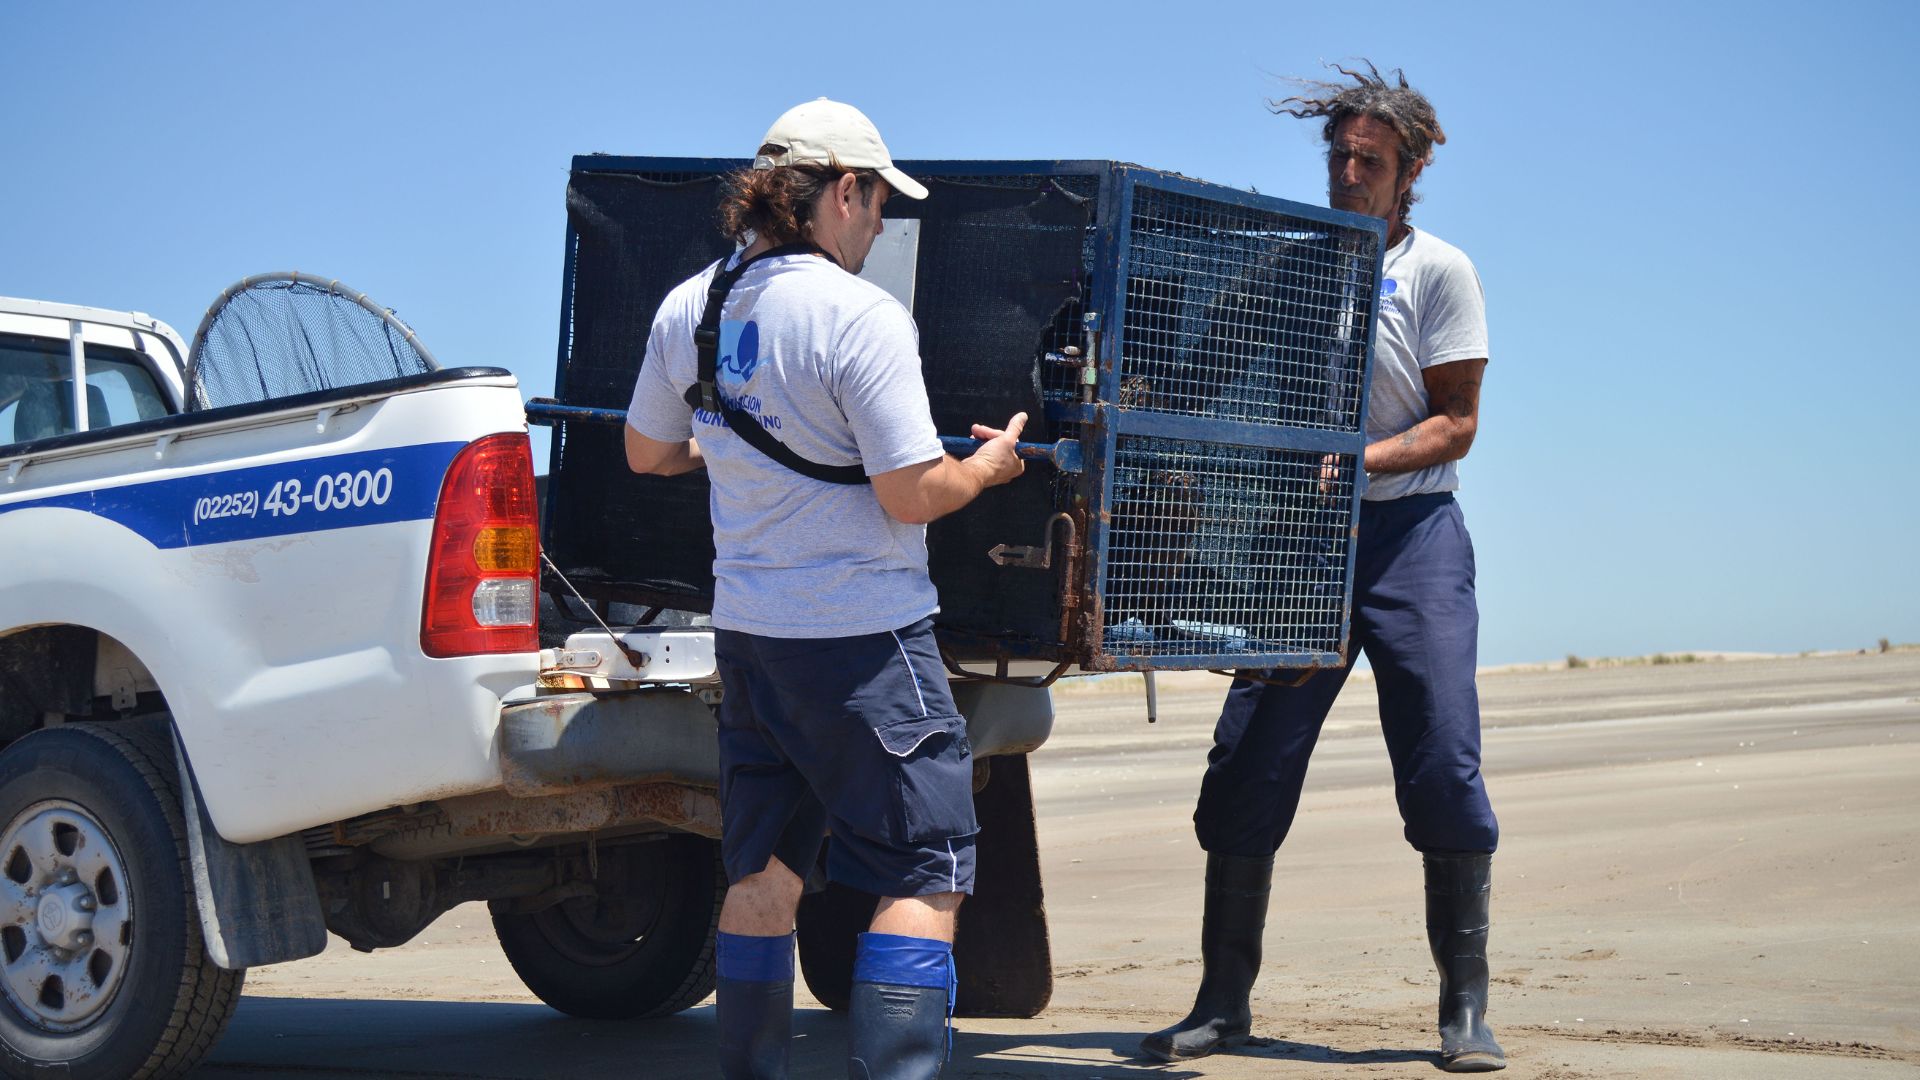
left=1363, top=358, right=1486, bottom=475
left=625, top=425, right=706, bottom=476
left=870, top=413, right=1027, bottom=525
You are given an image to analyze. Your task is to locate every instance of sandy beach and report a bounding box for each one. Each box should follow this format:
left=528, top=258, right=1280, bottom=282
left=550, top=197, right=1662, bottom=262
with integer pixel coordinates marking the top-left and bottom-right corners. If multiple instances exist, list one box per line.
left=213, top=650, right=1920, bottom=1078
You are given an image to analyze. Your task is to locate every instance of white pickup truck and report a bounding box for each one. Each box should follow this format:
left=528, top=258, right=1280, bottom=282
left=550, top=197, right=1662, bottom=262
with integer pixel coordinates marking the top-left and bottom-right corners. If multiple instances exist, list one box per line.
left=0, top=291, right=1054, bottom=1078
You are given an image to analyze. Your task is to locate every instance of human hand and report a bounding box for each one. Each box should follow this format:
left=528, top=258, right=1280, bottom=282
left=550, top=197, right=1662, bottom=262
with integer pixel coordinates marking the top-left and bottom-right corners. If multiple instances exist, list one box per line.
left=966, top=412, right=1029, bottom=488
left=1318, top=453, right=1342, bottom=498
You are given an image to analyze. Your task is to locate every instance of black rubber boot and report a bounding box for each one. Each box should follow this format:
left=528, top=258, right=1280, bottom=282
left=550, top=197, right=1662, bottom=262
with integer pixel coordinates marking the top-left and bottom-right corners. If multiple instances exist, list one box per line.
left=716, top=932, right=795, bottom=1079
left=848, top=980, right=951, bottom=1079
left=1425, top=853, right=1506, bottom=1072
left=847, top=932, right=955, bottom=1079
left=717, top=976, right=793, bottom=1079
left=1139, top=852, right=1275, bottom=1062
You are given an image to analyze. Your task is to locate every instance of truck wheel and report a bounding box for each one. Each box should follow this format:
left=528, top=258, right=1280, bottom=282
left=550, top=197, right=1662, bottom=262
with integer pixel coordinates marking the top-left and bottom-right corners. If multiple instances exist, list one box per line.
left=795, top=880, right=870, bottom=1013
left=492, top=834, right=721, bottom=1019
left=0, top=721, right=243, bottom=1079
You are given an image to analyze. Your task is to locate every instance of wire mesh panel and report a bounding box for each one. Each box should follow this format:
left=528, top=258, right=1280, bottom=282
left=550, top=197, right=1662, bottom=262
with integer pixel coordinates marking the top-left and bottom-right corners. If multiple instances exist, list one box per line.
left=1122, top=187, right=1372, bottom=432
left=186, top=275, right=437, bottom=411
left=541, top=158, right=1382, bottom=672
left=1103, top=438, right=1356, bottom=664
left=1092, top=172, right=1382, bottom=668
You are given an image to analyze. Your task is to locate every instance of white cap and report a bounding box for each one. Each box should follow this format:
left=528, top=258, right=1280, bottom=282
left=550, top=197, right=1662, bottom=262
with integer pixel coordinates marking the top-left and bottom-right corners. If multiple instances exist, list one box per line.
left=752, top=98, right=928, bottom=201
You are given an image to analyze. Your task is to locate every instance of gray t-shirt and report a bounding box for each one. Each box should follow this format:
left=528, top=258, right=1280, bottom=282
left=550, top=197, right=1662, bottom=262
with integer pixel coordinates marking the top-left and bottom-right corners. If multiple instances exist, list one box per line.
left=626, top=252, right=944, bottom=638
left=1363, top=226, right=1490, bottom=502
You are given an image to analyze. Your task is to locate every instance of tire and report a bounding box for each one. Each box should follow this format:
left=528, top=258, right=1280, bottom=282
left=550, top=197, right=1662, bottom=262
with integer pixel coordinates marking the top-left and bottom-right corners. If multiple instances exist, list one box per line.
left=795, top=880, right=870, bottom=1014
left=0, top=720, right=243, bottom=1079
left=493, top=834, right=721, bottom=1019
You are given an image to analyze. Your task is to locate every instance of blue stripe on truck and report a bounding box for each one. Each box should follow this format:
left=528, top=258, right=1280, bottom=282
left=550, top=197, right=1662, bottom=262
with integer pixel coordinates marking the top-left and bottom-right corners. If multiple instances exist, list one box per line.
left=0, top=441, right=467, bottom=549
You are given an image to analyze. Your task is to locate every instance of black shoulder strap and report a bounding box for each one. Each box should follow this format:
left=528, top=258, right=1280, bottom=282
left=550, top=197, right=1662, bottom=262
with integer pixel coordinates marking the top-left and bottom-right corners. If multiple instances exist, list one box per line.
left=682, top=243, right=871, bottom=486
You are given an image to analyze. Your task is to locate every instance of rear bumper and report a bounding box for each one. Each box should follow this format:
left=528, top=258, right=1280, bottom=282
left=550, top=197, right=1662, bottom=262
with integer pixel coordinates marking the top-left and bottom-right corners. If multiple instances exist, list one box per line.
left=497, top=680, right=1054, bottom=798
left=499, top=689, right=717, bottom=798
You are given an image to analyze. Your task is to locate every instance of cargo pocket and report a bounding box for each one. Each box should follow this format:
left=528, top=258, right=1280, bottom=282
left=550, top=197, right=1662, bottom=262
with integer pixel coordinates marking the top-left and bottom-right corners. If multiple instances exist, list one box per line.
left=873, top=713, right=977, bottom=844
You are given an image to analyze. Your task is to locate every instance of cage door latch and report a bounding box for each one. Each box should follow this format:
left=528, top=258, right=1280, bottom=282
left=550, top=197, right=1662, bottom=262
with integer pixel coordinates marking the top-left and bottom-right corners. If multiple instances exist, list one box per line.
left=988, top=512, right=1078, bottom=570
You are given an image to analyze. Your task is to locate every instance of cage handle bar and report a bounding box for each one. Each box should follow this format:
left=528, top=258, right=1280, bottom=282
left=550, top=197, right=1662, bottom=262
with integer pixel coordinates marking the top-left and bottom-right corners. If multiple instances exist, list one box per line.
left=937, top=435, right=1082, bottom=474
left=524, top=400, right=1082, bottom=473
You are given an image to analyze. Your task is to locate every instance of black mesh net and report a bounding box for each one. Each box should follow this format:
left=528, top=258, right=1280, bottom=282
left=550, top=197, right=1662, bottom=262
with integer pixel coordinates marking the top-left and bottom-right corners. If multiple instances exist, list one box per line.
left=188, top=279, right=435, bottom=410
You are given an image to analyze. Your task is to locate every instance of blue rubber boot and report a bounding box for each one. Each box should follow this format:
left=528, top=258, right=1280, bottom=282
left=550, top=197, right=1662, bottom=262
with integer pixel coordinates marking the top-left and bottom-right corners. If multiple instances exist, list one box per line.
left=847, top=932, right=956, bottom=1080
left=716, top=931, right=795, bottom=1079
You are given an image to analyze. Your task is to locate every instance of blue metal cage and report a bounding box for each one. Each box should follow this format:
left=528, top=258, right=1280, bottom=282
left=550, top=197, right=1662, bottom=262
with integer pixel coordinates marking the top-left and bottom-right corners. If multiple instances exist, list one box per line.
left=535, top=157, right=1383, bottom=675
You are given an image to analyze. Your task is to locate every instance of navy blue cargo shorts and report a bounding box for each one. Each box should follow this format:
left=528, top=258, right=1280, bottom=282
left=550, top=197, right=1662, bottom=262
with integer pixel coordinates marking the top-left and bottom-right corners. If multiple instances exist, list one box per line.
left=1194, top=492, right=1498, bottom=857
left=712, top=617, right=978, bottom=898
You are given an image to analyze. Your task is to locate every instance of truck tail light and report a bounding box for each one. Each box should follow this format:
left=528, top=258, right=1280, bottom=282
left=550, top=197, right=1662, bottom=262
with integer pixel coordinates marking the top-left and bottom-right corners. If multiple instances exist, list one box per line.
left=421, top=432, right=540, bottom=657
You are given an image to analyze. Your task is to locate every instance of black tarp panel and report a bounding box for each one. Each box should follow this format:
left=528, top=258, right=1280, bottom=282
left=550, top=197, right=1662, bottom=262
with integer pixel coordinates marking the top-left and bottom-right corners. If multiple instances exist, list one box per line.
left=547, top=173, right=731, bottom=607
left=547, top=169, right=1091, bottom=644
left=885, top=179, right=1089, bottom=646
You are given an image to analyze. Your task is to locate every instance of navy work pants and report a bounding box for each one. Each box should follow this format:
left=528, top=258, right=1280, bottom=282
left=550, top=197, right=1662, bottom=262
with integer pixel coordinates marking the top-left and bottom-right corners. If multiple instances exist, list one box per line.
left=1193, top=492, right=1498, bottom=857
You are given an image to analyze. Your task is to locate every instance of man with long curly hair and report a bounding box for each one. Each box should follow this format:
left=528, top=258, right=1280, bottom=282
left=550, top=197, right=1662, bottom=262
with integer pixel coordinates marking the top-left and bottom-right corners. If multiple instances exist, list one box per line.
left=1141, top=63, right=1504, bottom=1072
left=624, top=99, right=1028, bottom=1079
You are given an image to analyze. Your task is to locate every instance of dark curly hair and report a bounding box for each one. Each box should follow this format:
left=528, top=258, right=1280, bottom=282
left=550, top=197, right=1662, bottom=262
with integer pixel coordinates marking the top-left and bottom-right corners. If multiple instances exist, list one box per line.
left=1271, top=61, right=1445, bottom=228
left=718, top=148, right=880, bottom=247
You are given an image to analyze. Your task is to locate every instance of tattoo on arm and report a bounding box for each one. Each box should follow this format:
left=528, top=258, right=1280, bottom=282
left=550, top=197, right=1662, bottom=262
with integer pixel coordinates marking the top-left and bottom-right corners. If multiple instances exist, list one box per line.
left=1444, top=380, right=1479, bottom=419
left=1398, top=429, right=1420, bottom=448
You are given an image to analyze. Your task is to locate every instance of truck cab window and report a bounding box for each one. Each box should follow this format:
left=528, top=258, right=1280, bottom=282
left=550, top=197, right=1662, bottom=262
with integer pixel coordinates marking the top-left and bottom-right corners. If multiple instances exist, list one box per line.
left=86, top=352, right=171, bottom=425
left=1, top=332, right=167, bottom=445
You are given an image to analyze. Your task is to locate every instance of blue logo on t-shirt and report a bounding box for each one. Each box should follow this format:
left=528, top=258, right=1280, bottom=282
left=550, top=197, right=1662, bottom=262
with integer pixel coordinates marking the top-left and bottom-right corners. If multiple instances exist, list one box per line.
left=1381, top=278, right=1399, bottom=296
left=700, top=319, right=784, bottom=433
left=718, top=320, right=760, bottom=386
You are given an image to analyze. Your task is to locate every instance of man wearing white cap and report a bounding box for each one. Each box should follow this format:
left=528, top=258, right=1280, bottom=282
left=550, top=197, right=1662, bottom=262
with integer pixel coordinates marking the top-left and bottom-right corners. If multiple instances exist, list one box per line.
left=625, top=98, right=1028, bottom=1079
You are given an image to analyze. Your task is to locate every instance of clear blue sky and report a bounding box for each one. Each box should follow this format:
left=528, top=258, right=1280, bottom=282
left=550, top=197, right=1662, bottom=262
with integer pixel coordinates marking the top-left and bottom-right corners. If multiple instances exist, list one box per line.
left=5, top=2, right=1915, bottom=665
